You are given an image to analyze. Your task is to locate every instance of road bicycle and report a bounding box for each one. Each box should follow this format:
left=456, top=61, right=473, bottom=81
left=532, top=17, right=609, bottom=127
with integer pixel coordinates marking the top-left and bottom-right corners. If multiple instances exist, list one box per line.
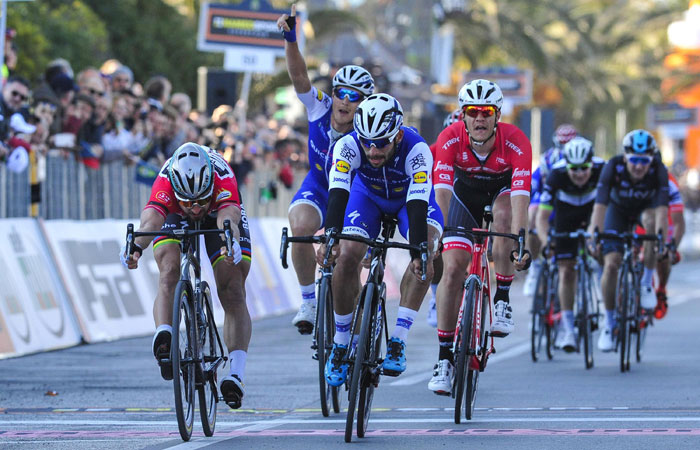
left=125, top=221, right=232, bottom=441
left=530, top=238, right=559, bottom=363
left=445, top=206, right=525, bottom=424
left=549, top=230, right=601, bottom=369
left=280, top=228, right=341, bottom=417
left=595, top=229, right=663, bottom=372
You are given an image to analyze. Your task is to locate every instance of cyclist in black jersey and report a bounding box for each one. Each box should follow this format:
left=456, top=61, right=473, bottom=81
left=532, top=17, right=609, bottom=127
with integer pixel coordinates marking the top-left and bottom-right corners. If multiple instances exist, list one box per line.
left=589, top=130, right=669, bottom=352
left=536, top=137, right=603, bottom=352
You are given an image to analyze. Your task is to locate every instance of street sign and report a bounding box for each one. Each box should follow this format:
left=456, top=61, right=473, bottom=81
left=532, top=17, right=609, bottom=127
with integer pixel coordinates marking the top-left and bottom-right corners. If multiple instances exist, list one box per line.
left=647, top=102, right=698, bottom=128
left=462, top=69, right=533, bottom=106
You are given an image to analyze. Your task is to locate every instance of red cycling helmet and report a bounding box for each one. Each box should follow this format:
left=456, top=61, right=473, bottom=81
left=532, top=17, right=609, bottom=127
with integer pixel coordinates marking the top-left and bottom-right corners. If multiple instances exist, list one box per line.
left=553, top=124, right=577, bottom=147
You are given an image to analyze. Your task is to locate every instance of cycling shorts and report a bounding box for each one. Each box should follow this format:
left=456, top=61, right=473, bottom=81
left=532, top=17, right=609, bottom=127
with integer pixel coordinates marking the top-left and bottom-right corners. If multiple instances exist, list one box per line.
left=341, top=179, right=443, bottom=240
left=600, top=203, right=649, bottom=255
left=153, top=204, right=252, bottom=267
left=288, top=171, right=329, bottom=227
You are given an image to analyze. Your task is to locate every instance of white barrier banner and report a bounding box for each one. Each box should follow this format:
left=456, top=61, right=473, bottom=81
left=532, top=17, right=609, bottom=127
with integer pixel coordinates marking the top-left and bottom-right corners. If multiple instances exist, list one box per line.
left=0, top=219, right=82, bottom=358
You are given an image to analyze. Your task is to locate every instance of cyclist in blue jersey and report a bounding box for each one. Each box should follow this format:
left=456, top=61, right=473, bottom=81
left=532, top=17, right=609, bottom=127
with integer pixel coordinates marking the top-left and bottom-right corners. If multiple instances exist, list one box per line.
left=524, top=124, right=577, bottom=296
left=278, top=5, right=375, bottom=334
left=317, top=94, right=443, bottom=385
left=590, top=129, right=669, bottom=352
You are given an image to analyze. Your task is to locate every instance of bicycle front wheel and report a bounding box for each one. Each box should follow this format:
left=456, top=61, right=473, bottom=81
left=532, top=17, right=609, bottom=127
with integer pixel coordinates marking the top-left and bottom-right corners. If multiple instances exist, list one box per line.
left=454, top=279, right=476, bottom=424
left=172, top=280, right=196, bottom=441
left=465, top=286, right=486, bottom=420
left=579, top=265, right=594, bottom=369
left=530, top=263, right=549, bottom=362
left=617, top=265, right=633, bottom=373
left=316, top=276, right=334, bottom=417
left=345, top=284, right=375, bottom=442
left=357, top=289, right=383, bottom=438
left=198, top=282, right=219, bottom=437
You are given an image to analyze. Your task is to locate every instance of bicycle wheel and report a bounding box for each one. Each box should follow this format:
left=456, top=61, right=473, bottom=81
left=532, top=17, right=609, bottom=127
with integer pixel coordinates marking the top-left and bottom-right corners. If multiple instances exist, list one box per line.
left=617, top=265, right=632, bottom=373
left=465, top=287, right=486, bottom=420
left=530, top=263, right=549, bottom=362
left=454, top=279, right=476, bottom=424
left=198, top=282, right=218, bottom=437
left=579, top=266, right=594, bottom=369
left=357, top=288, right=383, bottom=437
left=345, top=283, right=375, bottom=442
left=546, top=267, right=558, bottom=360
left=316, top=276, right=333, bottom=417
left=172, top=280, right=196, bottom=441
left=635, top=289, right=648, bottom=363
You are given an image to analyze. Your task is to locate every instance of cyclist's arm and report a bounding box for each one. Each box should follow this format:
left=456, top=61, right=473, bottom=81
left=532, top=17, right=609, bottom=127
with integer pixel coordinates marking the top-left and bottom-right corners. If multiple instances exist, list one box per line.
left=589, top=203, right=607, bottom=235
left=655, top=205, right=668, bottom=245
left=536, top=205, right=552, bottom=245
left=405, top=141, right=433, bottom=260
left=654, top=161, right=670, bottom=243
left=134, top=207, right=166, bottom=251
left=278, top=5, right=311, bottom=94
left=511, top=194, right=529, bottom=236
left=217, top=204, right=242, bottom=242
left=435, top=188, right=451, bottom=222
left=671, top=210, right=685, bottom=246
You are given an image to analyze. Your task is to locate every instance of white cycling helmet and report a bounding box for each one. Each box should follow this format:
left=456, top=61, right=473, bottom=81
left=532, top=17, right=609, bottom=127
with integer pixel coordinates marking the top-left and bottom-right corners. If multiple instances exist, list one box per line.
left=458, top=79, right=503, bottom=110
left=168, top=143, right=214, bottom=201
left=354, top=93, right=403, bottom=140
left=563, top=136, right=594, bottom=165
left=332, top=65, right=375, bottom=97
left=622, top=129, right=657, bottom=155
left=443, top=108, right=463, bottom=129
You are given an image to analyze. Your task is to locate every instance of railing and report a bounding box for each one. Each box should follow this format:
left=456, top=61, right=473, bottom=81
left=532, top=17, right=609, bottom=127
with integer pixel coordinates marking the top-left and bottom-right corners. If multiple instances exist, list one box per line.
left=0, top=153, right=301, bottom=219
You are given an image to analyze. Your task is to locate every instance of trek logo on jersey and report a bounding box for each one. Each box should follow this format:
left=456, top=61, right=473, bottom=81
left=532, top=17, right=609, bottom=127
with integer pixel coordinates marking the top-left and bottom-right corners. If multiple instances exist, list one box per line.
left=442, top=137, right=460, bottom=150
left=409, top=154, right=427, bottom=171
left=513, top=168, right=531, bottom=178
left=335, top=160, right=350, bottom=173
left=435, top=162, right=453, bottom=172
left=339, top=143, right=356, bottom=160
left=216, top=189, right=232, bottom=201
left=413, top=171, right=428, bottom=184
left=505, top=140, right=523, bottom=156
left=156, top=191, right=171, bottom=204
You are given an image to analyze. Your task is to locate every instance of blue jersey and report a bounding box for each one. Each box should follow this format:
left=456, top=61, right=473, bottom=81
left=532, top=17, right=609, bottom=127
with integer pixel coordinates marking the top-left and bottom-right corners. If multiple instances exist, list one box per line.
left=328, top=126, right=433, bottom=202
left=297, top=87, right=341, bottom=185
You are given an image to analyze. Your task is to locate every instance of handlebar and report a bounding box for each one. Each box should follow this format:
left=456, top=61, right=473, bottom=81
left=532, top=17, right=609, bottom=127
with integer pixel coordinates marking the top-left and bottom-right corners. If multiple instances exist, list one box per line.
left=125, top=220, right=235, bottom=257
left=593, top=227, right=664, bottom=255
left=279, top=227, right=430, bottom=280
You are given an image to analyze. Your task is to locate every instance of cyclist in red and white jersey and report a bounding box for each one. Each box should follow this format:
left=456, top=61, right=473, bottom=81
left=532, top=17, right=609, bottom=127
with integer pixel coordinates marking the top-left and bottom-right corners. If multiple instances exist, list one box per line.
left=428, top=79, right=532, bottom=394
left=121, top=142, right=251, bottom=410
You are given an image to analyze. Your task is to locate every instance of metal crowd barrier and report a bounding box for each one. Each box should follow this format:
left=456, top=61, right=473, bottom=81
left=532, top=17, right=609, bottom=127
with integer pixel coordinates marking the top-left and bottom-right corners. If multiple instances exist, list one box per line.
left=1, top=153, right=301, bottom=220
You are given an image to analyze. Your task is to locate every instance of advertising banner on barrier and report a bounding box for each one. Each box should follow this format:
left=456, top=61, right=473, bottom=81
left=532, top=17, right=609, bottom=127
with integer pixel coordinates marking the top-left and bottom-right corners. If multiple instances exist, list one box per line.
left=0, top=219, right=82, bottom=358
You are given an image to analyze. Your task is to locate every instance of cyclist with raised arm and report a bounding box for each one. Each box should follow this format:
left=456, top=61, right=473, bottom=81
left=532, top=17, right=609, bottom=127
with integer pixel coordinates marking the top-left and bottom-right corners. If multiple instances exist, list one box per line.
left=120, top=142, right=252, bottom=410
left=277, top=4, right=375, bottom=334
left=428, top=79, right=532, bottom=395
left=536, top=137, right=604, bottom=352
left=524, top=124, right=577, bottom=296
left=317, top=93, right=443, bottom=386
left=590, top=130, right=669, bottom=352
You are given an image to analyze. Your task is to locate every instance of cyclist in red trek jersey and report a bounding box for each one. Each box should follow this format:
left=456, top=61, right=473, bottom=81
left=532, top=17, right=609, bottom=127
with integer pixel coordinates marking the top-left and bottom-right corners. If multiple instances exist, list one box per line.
left=120, top=142, right=252, bottom=410
left=428, top=79, right=532, bottom=395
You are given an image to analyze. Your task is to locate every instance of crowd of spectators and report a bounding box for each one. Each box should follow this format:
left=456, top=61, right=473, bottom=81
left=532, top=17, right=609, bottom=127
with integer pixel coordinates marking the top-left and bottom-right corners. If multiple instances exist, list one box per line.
left=0, top=29, right=308, bottom=195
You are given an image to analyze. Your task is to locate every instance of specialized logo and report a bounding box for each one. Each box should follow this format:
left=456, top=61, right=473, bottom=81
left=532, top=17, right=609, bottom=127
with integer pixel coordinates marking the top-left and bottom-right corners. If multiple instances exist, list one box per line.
left=216, top=189, right=232, bottom=201
left=335, top=160, right=350, bottom=173
left=505, top=140, right=523, bottom=156
left=513, top=168, right=531, bottom=178
left=435, top=162, right=453, bottom=172
left=413, top=171, right=428, bottom=184
left=348, top=210, right=361, bottom=225
left=155, top=191, right=171, bottom=204
left=301, top=191, right=313, bottom=199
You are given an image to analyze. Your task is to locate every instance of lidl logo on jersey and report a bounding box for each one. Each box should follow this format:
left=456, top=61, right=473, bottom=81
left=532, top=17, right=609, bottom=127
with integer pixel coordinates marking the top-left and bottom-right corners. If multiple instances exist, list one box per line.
left=156, top=191, right=171, bottom=204
left=216, top=189, right=232, bottom=201
left=413, top=171, right=428, bottom=184
left=335, top=160, right=350, bottom=173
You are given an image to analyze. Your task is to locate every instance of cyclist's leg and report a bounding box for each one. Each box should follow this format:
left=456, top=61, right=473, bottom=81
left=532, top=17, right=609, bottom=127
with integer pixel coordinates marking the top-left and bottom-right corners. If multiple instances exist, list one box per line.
left=491, top=189, right=516, bottom=335
left=555, top=256, right=576, bottom=351
left=288, top=174, right=325, bottom=331
left=639, top=208, right=659, bottom=310
left=599, top=207, right=627, bottom=351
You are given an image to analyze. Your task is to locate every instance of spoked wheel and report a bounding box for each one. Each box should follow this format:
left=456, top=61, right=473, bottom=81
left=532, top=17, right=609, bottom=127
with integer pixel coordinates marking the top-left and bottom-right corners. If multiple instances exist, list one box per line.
left=464, top=290, right=486, bottom=420
left=546, top=269, right=558, bottom=360
left=357, top=294, right=383, bottom=438
left=530, top=264, right=549, bottom=362
left=580, top=268, right=594, bottom=370
left=198, top=282, right=219, bottom=437
left=345, top=285, right=375, bottom=442
left=636, top=309, right=648, bottom=363
left=617, top=266, right=632, bottom=373
left=454, top=280, right=476, bottom=424
left=316, top=277, right=335, bottom=417
left=172, top=281, right=196, bottom=441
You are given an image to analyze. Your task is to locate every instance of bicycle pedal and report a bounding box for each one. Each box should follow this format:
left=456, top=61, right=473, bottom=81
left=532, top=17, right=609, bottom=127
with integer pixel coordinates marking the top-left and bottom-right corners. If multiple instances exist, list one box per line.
left=381, top=369, right=401, bottom=377
left=296, top=323, right=314, bottom=335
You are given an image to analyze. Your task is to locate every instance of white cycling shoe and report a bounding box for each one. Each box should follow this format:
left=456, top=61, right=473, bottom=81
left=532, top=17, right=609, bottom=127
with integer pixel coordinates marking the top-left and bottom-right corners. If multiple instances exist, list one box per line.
left=597, top=327, right=615, bottom=352
left=292, top=302, right=316, bottom=335
left=640, top=286, right=656, bottom=310
left=490, top=300, right=514, bottom=337
left=428, top=359, right=454, bottom=395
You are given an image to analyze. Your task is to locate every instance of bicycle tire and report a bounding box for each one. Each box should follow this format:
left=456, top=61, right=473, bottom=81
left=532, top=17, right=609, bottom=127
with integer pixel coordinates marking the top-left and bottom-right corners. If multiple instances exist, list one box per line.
left=316, top=276, right=333, bottom=417
left=530, top=263, right=549, bottom=362
left=454, top=279, right=476, bottom=424
left=198, top=282, right=218, bottom=437
left=546, top=267, right=558, bottom=360
left=635, top=285, right=647, bottom=363
left=357, top=288, right=383, bottom=437
left=465, top=286, right=486, bottom=420
left=617, top=265, right=632, bottom=373
left=172, top=280, right=196, bottom=441
left=345, top=283, right=375, bottom=442
left=579, top=266, right=594, bottom=369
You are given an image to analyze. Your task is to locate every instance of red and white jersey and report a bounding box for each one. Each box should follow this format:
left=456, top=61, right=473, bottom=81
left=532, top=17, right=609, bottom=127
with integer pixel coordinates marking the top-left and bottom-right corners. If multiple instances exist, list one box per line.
left=145, top=149, right=241, bottom=218
left=433, top=122, right=532, bottom=197
left=668, top=173, right=684, bottom=214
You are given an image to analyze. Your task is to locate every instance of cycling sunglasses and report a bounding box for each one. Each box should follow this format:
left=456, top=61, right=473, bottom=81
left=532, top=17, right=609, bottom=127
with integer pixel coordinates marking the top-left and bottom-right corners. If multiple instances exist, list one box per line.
left=463, top=105, right=497, bottom=118
left=566, top=162, right=592, bottom=172
left=359, top=133, right=397, bottom=149
left=333, top=87, right=363, bottom=103
left=626, top=154, right=653, bottom=165
left=178, top=197, right=211, bottom=208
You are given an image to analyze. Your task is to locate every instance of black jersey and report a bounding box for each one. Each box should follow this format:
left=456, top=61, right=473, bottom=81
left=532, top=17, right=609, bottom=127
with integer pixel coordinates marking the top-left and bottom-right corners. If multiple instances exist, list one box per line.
left=539, top=157, right=604, bottom=210
left=595, top=154, right=669, bottom=213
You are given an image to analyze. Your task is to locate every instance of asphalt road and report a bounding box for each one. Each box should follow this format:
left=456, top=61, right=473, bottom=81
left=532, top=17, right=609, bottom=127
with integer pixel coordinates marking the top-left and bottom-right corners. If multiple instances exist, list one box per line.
left=1, top=261, right=700, bottom=449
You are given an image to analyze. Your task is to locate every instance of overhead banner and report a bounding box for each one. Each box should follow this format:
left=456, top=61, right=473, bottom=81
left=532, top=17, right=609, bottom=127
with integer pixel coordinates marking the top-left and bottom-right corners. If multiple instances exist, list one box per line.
left=0, top=219, right=81, bottom=358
